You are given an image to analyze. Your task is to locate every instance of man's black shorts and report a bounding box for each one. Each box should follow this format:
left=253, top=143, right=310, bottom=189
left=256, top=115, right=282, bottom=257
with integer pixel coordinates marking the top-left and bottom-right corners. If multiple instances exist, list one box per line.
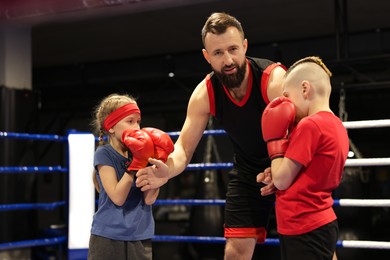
left=224, top=171, right=275, bottom=241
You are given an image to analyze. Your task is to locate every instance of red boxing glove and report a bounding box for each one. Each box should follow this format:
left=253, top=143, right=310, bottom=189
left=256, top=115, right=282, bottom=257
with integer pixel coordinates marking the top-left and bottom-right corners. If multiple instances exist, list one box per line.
left=261, top=97, right=296, bottom=160
left=122, top=129, right=155, bottom=171
left=142, top=127, right=174, bottom=162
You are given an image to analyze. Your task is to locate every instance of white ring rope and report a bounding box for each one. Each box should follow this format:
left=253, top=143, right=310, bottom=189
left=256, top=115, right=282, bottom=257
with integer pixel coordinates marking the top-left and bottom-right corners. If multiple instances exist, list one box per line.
left=341, top=240, right=390, bottom=249
left=345, top=158, right=390, bottom=167
left=342, top=119, right=390, bottom=129
left=338, top=199, right=390, bottom=207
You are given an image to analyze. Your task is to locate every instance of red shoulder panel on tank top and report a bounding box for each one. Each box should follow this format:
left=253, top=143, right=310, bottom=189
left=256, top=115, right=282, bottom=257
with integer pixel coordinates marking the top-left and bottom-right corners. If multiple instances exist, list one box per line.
left=261, top=63, right=286, bottom=104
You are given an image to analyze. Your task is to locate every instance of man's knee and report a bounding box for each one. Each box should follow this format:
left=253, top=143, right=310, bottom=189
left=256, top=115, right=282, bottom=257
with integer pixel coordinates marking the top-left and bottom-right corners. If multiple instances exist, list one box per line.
left=224, top=238, right=256, bottom=260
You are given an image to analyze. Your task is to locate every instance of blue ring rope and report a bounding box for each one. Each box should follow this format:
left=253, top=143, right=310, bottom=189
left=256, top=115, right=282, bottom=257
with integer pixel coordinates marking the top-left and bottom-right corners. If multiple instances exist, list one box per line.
left=0, top=131, right=66, bottom=142
left=0, top=201, right=66, bottom=211
left=152, top=235, right=280, bottom=245
left=167, top=129, right=226, bottom=138
left=185, top=162, right=233, bottom=170
left=154, top=199, right=226, bottom=206
left=0, top=236, right=67, bottom=251
left=0, top=166, right=68, bottom=173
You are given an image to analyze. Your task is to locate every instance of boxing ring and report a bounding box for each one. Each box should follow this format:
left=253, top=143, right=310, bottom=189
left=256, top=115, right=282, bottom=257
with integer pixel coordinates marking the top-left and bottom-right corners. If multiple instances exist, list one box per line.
left=1, top=119, right=390, bottom=259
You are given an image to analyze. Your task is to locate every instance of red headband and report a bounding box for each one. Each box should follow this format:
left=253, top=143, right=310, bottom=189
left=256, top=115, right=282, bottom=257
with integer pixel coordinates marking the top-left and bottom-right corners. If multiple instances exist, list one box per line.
left=103, top=103, right=141, bottom=131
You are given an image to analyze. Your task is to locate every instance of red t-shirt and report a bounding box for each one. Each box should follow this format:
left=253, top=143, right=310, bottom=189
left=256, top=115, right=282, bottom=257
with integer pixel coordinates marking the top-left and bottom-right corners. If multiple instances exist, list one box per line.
left=276, top=111, right=349, bottom=235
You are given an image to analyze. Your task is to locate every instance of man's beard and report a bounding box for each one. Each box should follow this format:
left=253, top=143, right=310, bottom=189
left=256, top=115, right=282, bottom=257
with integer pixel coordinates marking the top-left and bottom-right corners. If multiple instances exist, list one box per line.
left=213, top=60, right=247, bottom=89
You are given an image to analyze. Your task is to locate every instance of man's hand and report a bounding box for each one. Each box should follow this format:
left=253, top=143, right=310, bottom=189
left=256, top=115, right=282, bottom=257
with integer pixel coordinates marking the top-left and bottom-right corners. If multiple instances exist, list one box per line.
left=256, top=167, right=277, bottom=196
left=136, top=158, right=170, bottom=191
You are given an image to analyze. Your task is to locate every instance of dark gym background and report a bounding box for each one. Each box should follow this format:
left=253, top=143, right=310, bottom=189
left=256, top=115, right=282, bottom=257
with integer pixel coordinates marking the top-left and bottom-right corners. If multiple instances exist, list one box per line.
left=1, top=0, right=390, bottom=259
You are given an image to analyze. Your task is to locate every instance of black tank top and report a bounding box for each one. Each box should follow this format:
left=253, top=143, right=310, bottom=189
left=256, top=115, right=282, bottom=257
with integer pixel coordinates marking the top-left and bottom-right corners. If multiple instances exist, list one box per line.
left=206, top=57, right=283, bottom=175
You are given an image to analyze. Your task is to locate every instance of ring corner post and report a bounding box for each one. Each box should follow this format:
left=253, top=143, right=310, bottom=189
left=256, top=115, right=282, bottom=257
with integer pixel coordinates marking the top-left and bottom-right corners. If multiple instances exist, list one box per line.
left=67, top=132, right=95, bottom=259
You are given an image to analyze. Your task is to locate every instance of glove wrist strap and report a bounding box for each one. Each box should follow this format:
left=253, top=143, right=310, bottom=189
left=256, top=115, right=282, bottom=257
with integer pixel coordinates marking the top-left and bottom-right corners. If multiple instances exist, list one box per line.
left=267, top=139, right=289, bottom=160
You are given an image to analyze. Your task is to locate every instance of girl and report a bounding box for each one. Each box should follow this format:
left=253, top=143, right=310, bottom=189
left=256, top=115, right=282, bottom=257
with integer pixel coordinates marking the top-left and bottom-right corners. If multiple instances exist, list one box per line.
left=88, top=93, right=159, bottom=260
